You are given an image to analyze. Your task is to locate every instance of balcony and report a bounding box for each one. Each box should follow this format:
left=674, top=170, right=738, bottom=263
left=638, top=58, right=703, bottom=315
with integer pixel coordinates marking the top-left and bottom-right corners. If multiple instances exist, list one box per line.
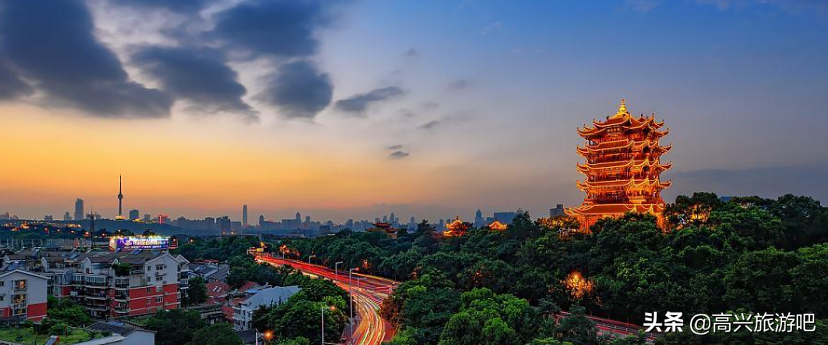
left=12, top=303, right=27, bottom=309
left=13, top=285, right=27, bottom=292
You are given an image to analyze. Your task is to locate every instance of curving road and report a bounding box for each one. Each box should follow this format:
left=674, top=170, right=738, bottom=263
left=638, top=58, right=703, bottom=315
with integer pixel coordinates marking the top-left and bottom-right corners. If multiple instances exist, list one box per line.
left=258, top=255, right=397, bottom=345
left=258, top=254, right=653, bottom=343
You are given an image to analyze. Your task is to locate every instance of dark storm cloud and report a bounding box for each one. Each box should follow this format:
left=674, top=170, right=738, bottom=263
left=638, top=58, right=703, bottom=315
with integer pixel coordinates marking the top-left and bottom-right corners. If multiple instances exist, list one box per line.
left=209, top=0, right=329, bottom=59
left=133, top=47, right=257, bottom=121
left=0, top=0, right=172, bottom=118
left=257, top=60, right=333, bottom=119
left=335, top=86, right=405, bottom=115
left=0, top=58, right=32, bottom=100
left=388, top=150, right=410, bottom=159
left=109, top=0, right=211, bottom=13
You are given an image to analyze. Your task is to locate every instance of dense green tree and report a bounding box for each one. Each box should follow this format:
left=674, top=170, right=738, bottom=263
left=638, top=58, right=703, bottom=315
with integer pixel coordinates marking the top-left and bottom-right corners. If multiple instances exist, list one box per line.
left=186, top=323, right=242, bottom=345
left=46, top=295, right=91, bottom=327
left=144, top=309, right=205, bottom=345
left=185, top=276, right=207, bottom=306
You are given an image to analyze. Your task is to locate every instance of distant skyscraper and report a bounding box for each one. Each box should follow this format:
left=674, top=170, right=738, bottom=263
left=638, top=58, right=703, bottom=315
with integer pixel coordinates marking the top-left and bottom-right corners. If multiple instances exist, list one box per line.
left=129, top=209, right=140, bottom=220
left=493, top=211, right=517, bottom=225
left=258, top=215, right=265, bottom=227
left=295, top=212, right=301, bottom=222
left=550, top=204, right=565, bottom=217
left=242, top=205, right=248, bottom=227
left=382, top=215, right=388, bottom=223
left=390, top=212, right=396, bottom=223
left=143, top=214, right=151, bottom=222
left=117, top=175, right=124, bottom=218
left=63, top=212, right=71, bottom=221
left=74, top=199, right=84, bottom=221
left=44, top=215, right=53, bottom=221
left=474, top=209, right=485, bottom=228
left=305, top=215, right=310, bottom=224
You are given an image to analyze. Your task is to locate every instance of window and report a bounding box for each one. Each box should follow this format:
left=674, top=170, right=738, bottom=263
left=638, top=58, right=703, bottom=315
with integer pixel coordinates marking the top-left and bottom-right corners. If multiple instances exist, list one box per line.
left=155, top=297, right=163, bottom=303
left=13, top=280, right=26, bottom=290
left=0, top=281, right=4, bottom=286
left=0, top=296, right=4, bottom=302
left=146, top=287, right=152, bottom=293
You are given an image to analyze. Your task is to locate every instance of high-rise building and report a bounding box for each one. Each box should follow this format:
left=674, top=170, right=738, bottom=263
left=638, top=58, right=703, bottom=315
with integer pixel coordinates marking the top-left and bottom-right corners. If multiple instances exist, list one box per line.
left=63, top=212, right=72, bottom=221
left=242, top=205, right=248, bottom=227
left=550, top=204, right=565, bottom=217
left=566, top=100, right=671, bottom=231
left=129, top=209, right=140, bottom=220
left=258, top=215, right=265, bottom=227
left=74, top=199, right=84, bottom=221
left=143, top=214, right=152, bottom=222
left=295, top=212, right=301, bottom=222
left=44, top=215, right=53, bottom=221
left=474, top=209, right=485, bottom=228
left=117, top=175, right=124, bottom=219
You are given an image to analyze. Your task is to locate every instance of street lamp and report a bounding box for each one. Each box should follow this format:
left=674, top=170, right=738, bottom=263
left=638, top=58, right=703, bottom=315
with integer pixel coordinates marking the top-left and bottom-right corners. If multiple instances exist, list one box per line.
left=334, top=261, right=343, bottom=276
left=309, top=254, right=316, bottom=264
left=255, top=330, right=274, bottom=345
left=321, top=305, right=336, bottom=345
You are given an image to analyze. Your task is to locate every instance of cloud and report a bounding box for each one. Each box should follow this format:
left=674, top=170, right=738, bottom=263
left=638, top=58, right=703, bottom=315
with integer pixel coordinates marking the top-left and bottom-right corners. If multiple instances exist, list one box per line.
left=132, top=47, right=257, bottom=121
left=0, top=57, right=32, bottom=100
left=388, top=150, right=410, bottom=159
left=421, top=101, right=440, bottom=110
left=398, top=109, right=416, bottom=118
left=447, top=79, right=471, bottom=91
left=480, top=21, right=502, bottom=35
left=0, top=0, right=172, bottom=118
left=624, top=0, right=661, bottom=13
left=108, top=0, right=211, bottom=13
left=404, top=48, right=419, bottom=57
left=256, top=60, right=333, bottom=119
left=209, top=0, right=330, bottom=59
left=419, top=120, right=441, bottom=130
left=386, top=144, right=404, bottom=150
left=335, top=86, right=405, bottom=115
left=695, top=0, right=828, bottom=13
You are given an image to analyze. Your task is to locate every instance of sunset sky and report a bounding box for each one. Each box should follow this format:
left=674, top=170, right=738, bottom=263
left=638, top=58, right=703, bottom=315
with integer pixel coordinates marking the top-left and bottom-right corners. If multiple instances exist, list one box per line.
left=2, top=0, right=827, bottom=222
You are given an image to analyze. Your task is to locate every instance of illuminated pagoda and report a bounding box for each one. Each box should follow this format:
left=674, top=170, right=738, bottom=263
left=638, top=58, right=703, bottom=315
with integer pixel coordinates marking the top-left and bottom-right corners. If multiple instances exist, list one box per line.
left=487, top=220, right=508, bottom=231
left=443, top=217, right=472, bottom=237
left=367, top=222, right=399, bottom=239
left=566, top=99, right=671, bottom=231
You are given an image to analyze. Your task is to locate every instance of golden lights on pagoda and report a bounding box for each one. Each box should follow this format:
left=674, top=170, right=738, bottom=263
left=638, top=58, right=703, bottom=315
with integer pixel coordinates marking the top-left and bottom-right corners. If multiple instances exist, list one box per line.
left=488, top=220, right=508, bottom=231
left=565, top=99, right=672, bottom=232
left=443, top=217, right=472, bottom=237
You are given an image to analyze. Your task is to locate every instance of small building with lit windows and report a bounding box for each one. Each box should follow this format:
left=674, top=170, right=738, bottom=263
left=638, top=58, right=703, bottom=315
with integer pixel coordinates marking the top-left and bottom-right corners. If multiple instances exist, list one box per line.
left=0, top=270, right=48, bottom=321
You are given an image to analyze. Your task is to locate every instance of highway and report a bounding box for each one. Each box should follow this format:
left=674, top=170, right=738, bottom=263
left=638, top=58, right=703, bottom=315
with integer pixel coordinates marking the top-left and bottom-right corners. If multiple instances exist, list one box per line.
left=258, top=254, right=653, bottom=343
left=259, top=255, right=397, bottom=345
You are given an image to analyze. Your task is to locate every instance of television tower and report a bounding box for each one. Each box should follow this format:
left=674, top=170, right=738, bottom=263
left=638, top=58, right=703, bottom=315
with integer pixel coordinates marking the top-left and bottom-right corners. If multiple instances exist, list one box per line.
left=117, top=175, right=123, bottom=218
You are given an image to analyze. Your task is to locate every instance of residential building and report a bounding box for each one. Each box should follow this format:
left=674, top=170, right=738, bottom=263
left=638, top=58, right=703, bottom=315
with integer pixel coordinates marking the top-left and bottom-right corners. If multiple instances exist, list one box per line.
left=0, top=270, right=48, bottom=321
left=232, top=286, right=300, bottom=331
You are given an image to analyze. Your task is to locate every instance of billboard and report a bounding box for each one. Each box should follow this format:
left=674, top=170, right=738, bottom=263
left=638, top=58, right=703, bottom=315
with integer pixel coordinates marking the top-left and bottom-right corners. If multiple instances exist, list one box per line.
left=109, top=236, right=170, bottom=251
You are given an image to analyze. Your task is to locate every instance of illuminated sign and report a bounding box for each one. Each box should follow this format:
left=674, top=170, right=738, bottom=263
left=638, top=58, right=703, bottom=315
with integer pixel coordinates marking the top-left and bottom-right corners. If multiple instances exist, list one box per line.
left=109, top=236, right=170, bottom=251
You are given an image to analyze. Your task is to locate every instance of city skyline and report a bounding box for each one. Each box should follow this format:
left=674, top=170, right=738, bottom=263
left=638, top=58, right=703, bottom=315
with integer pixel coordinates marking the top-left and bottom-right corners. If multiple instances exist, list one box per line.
left=2, top=0, right=828, bottom=221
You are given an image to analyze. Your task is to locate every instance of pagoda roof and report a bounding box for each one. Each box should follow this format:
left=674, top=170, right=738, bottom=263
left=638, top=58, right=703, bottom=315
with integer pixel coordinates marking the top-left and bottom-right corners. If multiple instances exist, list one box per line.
left=577, top=139, right=671, bottom=155
left=577, top=177, right=671, bottom=191
left=488, top=220, right=508, bottom=231
left=577, top=157, right=672, bottom=173
left=577, top=101, right=667, bottom=138
left=565, top=203, right=665, bottom=217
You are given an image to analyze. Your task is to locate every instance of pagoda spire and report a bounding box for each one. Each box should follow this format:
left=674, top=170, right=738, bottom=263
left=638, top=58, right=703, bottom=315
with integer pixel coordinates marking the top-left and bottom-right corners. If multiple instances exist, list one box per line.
left=611, top=99, right=628, bottom=119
